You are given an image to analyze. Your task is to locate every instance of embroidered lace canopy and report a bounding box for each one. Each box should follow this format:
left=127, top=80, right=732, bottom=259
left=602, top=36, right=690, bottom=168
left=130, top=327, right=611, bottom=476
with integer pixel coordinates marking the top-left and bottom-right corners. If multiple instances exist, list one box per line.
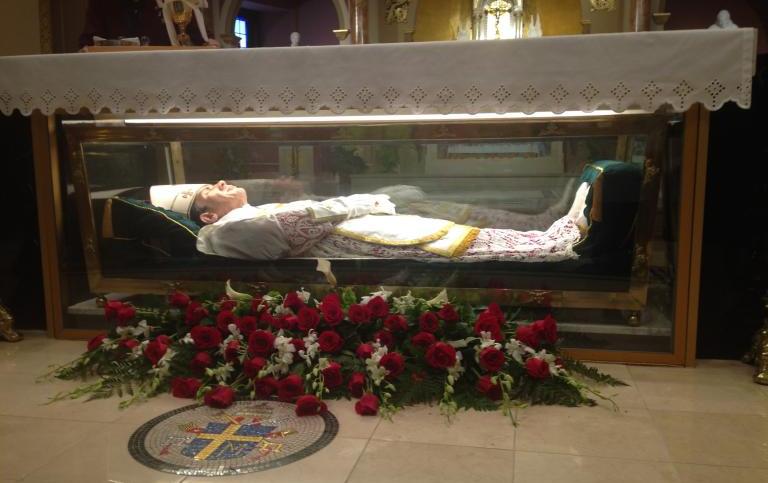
left=0, top=28, right=756, bottom=117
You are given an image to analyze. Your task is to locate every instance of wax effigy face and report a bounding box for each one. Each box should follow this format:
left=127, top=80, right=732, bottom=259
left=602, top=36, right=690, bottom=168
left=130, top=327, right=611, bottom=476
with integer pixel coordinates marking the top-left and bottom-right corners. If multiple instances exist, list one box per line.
left=58, top=114, right=681, bottom=354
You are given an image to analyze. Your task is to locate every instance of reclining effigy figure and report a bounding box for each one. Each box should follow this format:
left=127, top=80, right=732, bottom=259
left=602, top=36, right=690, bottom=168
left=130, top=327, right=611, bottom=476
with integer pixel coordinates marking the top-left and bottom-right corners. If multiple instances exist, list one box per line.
left=148, top=180, right=590, bottom=262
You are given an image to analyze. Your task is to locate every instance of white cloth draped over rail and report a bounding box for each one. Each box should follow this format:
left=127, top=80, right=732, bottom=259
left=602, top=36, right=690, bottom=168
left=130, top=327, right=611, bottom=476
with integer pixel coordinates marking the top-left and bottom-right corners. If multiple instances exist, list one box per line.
left=0, top=28, right=757, bottom=117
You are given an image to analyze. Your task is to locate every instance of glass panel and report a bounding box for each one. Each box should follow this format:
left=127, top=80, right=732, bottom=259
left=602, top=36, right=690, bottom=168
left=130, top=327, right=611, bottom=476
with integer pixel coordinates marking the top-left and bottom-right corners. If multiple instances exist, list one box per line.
left=57, top=114, right=683, bottom=356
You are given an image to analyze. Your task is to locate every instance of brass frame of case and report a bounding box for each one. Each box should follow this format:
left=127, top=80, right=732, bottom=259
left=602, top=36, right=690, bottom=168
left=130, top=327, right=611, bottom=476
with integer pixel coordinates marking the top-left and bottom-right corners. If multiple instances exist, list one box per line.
left=32, top=106, right=709, bottom=366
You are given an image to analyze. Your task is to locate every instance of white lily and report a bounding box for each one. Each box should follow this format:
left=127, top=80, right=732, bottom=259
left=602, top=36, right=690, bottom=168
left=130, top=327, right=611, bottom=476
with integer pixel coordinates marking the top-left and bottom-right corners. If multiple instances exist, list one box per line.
left=225, top=279, right=253, bottom=302
left=426, top=289, right=450, bottom=308
left=361, top=287, right=393, bottom=304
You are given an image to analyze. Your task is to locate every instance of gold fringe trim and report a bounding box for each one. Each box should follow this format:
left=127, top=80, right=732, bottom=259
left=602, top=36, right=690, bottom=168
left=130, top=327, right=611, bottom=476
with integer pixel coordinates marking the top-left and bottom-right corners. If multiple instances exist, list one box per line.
left=451, top=227, right=480, bottom=257
left=421, top=225, right=480, bottom=257
left=333, top=221, right=454, bottom=246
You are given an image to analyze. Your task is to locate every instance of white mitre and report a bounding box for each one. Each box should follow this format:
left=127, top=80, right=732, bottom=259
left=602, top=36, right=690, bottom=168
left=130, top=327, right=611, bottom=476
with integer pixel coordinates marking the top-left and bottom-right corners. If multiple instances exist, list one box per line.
left=150, top=184, right=206, bottom=216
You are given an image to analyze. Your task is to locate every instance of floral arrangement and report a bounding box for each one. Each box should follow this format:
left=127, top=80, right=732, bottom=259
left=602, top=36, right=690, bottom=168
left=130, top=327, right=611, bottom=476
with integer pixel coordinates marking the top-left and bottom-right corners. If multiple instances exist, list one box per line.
left=45, top=283, right=624, bottom=422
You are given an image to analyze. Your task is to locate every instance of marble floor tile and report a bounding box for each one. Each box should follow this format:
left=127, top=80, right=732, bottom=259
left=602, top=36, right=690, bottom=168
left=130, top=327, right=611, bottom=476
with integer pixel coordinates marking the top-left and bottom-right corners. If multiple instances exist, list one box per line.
left=651, top=410, right=768, bottom=468
left=673, top=463, right=768, bottom=483
left=0, top=372, right=127, bottom=422
left=347, top=440, right=514, bottom=483
left=0, top=415, right=101, bottom=480
left=629, top=360, right=756, bottom=386
left=515, top=405, right=672, bottom=461
left=371, top=403, right=516, bottom=450
left=514, top=452, right=681, bottom=483
left=576, top=362, right=646, bottom=409
left=322, top=399, right=382, bottom=439
left=181, top=437, right=367, bottom=483
left=0, top=332, right=85, bottom=376
left=635, top=379, right=768, bottom=415
left=19, top=422, right=185, bottom=483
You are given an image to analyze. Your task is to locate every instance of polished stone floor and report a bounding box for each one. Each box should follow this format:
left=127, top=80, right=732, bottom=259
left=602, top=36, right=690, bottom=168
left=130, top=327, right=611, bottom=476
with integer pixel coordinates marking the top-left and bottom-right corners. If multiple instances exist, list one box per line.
left=1, top=333, right=767, bottom=483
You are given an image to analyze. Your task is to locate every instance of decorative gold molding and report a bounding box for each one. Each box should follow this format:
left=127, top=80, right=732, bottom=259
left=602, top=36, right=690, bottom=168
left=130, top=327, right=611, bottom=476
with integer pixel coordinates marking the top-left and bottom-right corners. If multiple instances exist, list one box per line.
left=0, top=303, right=22, bottom=342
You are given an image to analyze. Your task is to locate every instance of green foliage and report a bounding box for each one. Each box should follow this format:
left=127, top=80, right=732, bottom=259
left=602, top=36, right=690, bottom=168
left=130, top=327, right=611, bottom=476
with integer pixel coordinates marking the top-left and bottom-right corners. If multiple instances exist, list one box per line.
left=563, top=359, right=628, bottom=386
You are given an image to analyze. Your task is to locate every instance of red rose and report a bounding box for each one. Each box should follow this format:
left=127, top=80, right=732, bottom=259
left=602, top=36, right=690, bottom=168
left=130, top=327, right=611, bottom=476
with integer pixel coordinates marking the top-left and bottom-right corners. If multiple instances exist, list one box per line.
left=366, top=296, right=389, bottom=318
left=278, top=374, right=305, bottom=401
left=322, top=362, right=343, bottom=389
left=254, top=376, right=279, bottom=398
left=168, top=291, right=190, bottom=308
left=243, top=356, right=267, bottom=378
left=171, top=377, right=201, bottom=399
left=248, top=330, right=275, bottom=357
left=476, top=375, right=502, bottom=400
left=144, top=340, right=168, bottom=366
left=185, top=302, right=209, bottom=326
left=216, top=311, right=238, bottom=333
left=156, top=335, right=172, bottom=346
left=204, top=385, right=235, bottom=408
left=116, top=306, right=136, bottom=326
left=322, top=292, right=341, bottom=307
left=292, top=337, right=306, bottom=353
left=104, top=300, right=124, bottom=320
left=379, top=352, right=405, bottom=379
left=437, top=304, right=459, bottom=323
left=260, top=310, right=277, bottom=329
left=419, top=312, right=440, bottom=333
left=320, top=302, right=344, bottom=327
left=236, top=315, right=258, bottom=337
left=474, top=311, right=503, bottom=341
left=411, top=331, right=436, bottom=349
left=487, top=303, right=504, bottom=322
left=355, top=343, right=374, bottom=360
left=119, top=338, right=139, bottom=350
left=355, top=393, right=380, bottom=416
left=374, top=330, right=395, bottom=349
left=531, top=314, right=558, bottom=345
left=425, top=342, right=457, bottom=369
left=384, top=314, right=408, bottom=333
left=318, top=330, right=344, bottom=353
left=86, top=334, right=107, bottom=352
left=348, top=372, right=366, bottom=398
left=250, top=296, right=264, bottom=314
left=190, top=325, right=222, bottom=350
left=219, top=298, right=237, bottom=312
left=190, top=351, right=213, bottom=373
left=283, top=292, right=305, bottom=312
left=525, top=358, right=551, bottom=379
left=224, top=340, right=241, bottom=362
left=282, top=315, right=299, bottom=331
left=348, top=304, right=371, bottom=324
left=295, top=394, right=327, bottom=416
left=298, top=307, right=320, bottom=332
left=479, top=347, right=506, bottom=373
left=516, top=325, right=540, bottom=349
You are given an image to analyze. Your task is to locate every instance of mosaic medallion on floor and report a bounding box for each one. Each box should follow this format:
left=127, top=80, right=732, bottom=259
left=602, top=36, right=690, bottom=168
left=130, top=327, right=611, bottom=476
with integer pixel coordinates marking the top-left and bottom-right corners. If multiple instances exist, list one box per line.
left=128, top=400, right=338, bottom=476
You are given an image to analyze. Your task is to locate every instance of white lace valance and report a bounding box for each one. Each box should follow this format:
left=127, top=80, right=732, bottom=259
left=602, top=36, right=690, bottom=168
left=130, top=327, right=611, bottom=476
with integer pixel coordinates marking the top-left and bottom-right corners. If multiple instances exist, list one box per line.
left=0, top=28, right=756, bottom=117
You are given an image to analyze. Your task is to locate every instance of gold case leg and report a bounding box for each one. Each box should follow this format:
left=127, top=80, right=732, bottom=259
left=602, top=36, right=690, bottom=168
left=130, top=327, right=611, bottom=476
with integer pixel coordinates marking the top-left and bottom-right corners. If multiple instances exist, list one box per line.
left=0, top=303, right=22, bottom=342
left=752, top=298, right=768, bottom=385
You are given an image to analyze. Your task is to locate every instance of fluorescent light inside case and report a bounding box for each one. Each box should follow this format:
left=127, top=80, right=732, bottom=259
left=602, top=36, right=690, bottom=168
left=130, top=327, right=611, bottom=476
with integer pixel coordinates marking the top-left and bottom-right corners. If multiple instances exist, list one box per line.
left=119, top=110, right=645, bottom=125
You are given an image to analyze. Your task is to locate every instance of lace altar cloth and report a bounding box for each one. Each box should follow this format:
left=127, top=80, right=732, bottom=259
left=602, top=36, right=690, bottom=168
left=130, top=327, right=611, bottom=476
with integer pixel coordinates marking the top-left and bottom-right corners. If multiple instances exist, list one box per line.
left=0, top=28, right=756, bottom=117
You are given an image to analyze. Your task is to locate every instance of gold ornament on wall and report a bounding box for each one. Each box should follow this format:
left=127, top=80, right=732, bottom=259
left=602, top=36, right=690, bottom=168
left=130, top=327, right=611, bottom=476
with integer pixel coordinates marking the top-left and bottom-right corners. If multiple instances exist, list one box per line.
left=385, top=0, right=410, bottom=24
left=590, top=0, right=615, bottom=12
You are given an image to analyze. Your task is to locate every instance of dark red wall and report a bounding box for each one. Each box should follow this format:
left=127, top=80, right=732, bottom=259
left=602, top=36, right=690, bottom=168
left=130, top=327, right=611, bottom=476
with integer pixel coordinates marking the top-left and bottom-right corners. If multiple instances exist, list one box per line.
left=254, top=0, right=338, bottom=47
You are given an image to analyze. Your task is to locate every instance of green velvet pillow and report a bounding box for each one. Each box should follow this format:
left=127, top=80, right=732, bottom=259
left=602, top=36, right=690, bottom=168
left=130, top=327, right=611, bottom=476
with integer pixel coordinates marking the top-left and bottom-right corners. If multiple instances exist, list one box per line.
left=103, top=197, right=201, bottom=257
left=574, top=160, right=643, bottom=257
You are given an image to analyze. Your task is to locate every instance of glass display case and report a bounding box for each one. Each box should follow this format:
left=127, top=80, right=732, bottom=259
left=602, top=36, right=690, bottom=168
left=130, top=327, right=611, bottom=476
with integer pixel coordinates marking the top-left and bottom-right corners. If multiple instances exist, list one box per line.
left=36, top=107, right=705, bottom=364
left=8, top=28, right=751, bottom=364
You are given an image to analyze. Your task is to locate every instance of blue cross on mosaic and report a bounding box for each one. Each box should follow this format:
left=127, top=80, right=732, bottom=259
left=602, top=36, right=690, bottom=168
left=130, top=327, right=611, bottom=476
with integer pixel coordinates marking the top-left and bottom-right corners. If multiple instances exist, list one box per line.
left=181, top=421, right=278, bottom=460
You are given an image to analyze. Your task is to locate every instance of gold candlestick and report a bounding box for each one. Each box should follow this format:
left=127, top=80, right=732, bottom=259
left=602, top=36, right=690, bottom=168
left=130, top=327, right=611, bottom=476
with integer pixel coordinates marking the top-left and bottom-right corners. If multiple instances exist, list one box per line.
left=171, top=1, right=194, bottom=46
